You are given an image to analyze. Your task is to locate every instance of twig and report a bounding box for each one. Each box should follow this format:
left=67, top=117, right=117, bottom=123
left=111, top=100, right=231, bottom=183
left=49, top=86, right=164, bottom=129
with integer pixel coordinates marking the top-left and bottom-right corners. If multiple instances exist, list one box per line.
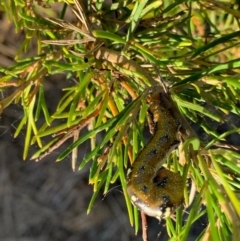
left=213, top=142, right=240, bottom=151
left=141, top=211, right=148, bottom=241
left=35, top=132, right=73, bottom=161
left=94, top=47, right=157, bottom=86
left=72, top=130, right=80, bottom=171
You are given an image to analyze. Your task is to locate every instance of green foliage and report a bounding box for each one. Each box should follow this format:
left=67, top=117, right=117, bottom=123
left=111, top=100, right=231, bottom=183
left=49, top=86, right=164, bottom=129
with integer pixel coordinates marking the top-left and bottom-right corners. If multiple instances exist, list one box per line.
left=1, top=0, right=240, bottom=240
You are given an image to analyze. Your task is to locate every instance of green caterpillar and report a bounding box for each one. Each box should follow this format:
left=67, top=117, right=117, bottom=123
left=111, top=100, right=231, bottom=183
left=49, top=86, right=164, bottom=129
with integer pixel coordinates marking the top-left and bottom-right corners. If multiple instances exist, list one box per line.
left=127, top=91, right=184, bottom=220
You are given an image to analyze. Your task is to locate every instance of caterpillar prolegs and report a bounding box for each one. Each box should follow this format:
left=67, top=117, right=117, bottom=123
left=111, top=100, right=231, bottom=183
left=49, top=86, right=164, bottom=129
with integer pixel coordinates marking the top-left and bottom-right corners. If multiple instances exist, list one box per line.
left=127, top=91, right=184, bottom=220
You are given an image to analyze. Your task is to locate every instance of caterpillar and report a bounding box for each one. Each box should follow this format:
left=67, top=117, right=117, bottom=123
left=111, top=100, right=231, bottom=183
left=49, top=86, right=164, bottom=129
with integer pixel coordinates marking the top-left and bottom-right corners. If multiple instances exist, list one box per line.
left=127, top=91, right=184, bottom=220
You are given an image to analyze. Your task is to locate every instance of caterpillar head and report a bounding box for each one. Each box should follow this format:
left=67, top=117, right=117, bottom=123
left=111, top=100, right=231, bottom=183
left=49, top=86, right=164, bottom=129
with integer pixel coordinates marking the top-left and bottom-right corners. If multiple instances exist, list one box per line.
left=127, top=167, right=184, bottom=220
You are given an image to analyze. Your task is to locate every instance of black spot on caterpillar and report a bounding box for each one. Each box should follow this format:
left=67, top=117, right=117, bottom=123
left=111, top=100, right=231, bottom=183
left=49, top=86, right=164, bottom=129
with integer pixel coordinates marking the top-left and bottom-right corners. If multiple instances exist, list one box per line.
left=127, top=92, right=184, bottom=220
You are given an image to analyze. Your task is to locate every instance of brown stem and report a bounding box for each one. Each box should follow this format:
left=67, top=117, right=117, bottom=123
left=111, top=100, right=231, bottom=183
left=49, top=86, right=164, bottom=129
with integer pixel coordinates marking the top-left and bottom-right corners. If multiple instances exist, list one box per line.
left=141, top=211, right=148, bottom=241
